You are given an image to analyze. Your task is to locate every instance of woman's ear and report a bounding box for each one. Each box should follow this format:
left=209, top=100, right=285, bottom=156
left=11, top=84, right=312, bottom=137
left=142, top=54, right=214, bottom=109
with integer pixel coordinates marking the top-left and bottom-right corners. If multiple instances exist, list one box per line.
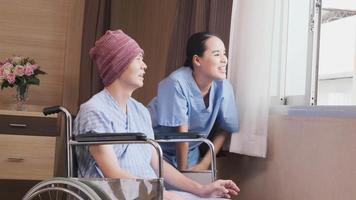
left=192, top=55, right=201, bottom=67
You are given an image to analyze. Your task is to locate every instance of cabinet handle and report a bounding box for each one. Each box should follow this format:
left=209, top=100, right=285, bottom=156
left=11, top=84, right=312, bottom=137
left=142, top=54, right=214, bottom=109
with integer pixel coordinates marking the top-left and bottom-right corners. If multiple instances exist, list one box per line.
left=7, top=157, right=25, bottom=162
left=9, top=123, right=27, bottom=128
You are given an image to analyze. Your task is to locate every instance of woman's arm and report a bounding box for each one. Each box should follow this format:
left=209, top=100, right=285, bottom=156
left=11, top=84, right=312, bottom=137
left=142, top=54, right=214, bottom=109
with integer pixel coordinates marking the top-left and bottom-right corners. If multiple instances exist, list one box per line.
left=150, top=146, right=240, bottom=198
left=191, top=129, right=229, bottom=171
left=175, top=124, right=189, bottom=170
left=89, top=145, right=137, bottom=179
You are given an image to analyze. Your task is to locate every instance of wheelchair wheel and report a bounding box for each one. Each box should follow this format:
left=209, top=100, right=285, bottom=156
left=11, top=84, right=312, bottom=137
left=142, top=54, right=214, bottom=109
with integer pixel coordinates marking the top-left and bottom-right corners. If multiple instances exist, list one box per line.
left=23, top=177, right=103, bottom=200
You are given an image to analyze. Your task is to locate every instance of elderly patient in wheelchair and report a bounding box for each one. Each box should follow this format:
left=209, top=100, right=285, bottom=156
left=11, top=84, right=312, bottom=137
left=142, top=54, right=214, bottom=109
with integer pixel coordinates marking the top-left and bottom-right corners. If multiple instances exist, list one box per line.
left=72, top=30, right=240, bottom=199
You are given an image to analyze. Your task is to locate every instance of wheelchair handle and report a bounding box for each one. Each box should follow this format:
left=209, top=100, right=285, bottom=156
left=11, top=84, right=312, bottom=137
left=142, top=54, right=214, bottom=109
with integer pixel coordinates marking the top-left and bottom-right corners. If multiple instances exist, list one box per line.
left=43, top=106, right=62, bottom=115
left=44, top=106, right=73, bottom=177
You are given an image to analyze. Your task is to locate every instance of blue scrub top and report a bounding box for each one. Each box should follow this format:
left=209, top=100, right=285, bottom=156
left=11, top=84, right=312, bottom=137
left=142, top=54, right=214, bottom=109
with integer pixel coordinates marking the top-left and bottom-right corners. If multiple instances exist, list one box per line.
left=73, top=89, right=157, bottom=179
left=148, top=67, right=239, bottom=165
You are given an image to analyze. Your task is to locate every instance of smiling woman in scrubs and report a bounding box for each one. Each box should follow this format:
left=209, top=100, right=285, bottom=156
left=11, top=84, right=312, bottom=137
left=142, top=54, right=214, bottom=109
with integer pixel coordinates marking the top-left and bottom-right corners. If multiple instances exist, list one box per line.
left=74, top=30, right=240, bottom=199
left=148, top=32, right=239, bottom=171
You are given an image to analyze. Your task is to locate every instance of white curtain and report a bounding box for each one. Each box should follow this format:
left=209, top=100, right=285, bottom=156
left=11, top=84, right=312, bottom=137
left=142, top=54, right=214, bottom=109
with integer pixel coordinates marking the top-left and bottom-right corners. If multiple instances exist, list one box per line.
left=227, top=0, right=278, bottom=157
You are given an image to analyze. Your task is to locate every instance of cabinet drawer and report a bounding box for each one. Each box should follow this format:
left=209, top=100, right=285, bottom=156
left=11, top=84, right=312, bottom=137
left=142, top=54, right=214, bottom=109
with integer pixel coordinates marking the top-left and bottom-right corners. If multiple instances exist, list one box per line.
left=0, top=135, right=55, bottom=180
left=0, top=114, right=58, bottom=136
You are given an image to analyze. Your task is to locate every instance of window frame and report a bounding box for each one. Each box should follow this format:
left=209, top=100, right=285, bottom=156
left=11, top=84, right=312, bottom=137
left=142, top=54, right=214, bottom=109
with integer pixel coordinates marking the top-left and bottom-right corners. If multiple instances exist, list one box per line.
left=269, top=0, right=356, bottom=117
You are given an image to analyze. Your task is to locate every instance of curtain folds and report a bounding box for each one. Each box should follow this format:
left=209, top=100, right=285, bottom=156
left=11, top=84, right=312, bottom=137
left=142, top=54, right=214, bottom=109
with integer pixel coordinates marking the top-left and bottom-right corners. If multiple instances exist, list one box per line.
left=228, top=0, right=277, bottom=157
left=165, top=0, right=233, bottom=76
left=79, top=0, right=111, bottom=105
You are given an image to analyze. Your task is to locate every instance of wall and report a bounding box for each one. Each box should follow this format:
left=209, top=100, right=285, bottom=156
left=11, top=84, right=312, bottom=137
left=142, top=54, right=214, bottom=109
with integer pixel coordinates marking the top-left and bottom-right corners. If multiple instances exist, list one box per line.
left=0, top=0, right=83, bottom=111
left=217, top=114, right=356, bottom=200
left=0, top=0, right=67, bottom=106
left=0, top=0, right=84, bottom=198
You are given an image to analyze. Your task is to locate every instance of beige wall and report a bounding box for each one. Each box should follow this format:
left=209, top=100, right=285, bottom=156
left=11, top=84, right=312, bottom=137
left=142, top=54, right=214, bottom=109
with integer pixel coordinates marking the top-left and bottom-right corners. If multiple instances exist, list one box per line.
left=0, top=0, right=67, bottom=106
left=0, top=0, right=84, bottom=199
left=0, top=0, right=84, bottom=112
left=217, top=114, right=356, bottom=200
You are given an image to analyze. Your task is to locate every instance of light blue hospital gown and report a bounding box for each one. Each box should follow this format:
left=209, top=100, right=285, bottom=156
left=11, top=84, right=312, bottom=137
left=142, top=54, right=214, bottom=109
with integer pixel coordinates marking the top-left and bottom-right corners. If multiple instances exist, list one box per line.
left=73, top=89, right=157, bottom=179
left=148, top=67, right=239, bottom=167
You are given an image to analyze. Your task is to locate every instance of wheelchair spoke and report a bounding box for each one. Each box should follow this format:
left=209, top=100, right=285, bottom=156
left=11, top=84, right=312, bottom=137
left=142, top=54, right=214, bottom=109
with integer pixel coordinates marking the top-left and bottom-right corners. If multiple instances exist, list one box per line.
left=55, top=185, right=59, bottom=200
left=48, top=184, right=53, bottom=200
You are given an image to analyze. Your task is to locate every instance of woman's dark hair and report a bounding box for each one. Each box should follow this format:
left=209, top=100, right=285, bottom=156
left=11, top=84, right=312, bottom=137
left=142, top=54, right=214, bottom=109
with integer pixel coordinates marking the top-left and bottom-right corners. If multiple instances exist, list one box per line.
left=183, top=32, right=216, bottom=69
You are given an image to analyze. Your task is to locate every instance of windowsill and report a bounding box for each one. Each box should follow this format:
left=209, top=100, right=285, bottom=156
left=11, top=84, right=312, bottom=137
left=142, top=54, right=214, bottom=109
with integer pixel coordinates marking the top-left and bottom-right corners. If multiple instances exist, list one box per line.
left=318, top=71, right=354, bottom=80
left=270, top=105, right=356, bottom=118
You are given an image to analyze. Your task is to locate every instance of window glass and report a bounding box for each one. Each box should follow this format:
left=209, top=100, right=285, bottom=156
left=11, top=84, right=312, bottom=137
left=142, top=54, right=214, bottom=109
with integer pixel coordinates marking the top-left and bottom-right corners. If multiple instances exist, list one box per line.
left=317, top=0, right=356, bottom=105
left=284, top=0, right=311, bottom=96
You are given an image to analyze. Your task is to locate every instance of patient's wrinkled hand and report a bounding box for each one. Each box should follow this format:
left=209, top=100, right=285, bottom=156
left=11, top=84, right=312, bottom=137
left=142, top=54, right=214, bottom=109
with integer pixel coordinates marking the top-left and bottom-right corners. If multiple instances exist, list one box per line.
left=199, top=179, right=240, bottom=198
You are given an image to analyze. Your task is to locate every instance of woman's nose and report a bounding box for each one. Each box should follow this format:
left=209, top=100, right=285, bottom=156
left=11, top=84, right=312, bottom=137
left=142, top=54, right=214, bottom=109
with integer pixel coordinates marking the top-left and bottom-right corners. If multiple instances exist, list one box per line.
left=141, top=62, right=147, bottom=70
left=221, top=55, right=227, bottom=63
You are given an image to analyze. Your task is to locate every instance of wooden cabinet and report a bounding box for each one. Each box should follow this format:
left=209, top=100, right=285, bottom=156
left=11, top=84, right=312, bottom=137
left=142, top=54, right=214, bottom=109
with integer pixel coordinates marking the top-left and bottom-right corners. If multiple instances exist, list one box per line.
left=0, top=0, right=84, bottom=113
left=0, top=0, right=84, bottom=198
left=0, top=135, right=56, bottom=180
left=0, top=0, right=84, bottom=178
left=0, top=110, right=58, bottom=137
left=0, top=109, right=58, bottom=180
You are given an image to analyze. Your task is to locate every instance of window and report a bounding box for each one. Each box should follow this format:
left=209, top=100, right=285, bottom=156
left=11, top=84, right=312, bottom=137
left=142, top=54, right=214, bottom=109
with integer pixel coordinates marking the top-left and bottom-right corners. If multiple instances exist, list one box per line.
left=317, top=0, right=356, bottom=105
left=270, top=0, right=356, bottom=106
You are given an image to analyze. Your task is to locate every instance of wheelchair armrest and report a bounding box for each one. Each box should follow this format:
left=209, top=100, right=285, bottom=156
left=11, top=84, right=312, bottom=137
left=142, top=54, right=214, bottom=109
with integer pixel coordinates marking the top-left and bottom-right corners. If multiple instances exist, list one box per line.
left=70, top=132, right=163, bottom=178
left=154, top=131, right=217, bottom=181
left=154, top=132, right=204, bottom=140
left=43, top=105, right=62, bottom=115
left=74, top=132, right=147, bottom=142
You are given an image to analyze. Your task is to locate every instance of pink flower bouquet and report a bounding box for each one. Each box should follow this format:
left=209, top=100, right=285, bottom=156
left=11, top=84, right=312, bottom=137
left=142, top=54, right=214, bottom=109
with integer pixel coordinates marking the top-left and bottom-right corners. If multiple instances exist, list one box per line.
left=0, top=56, right=46, bottom=90
left=0, top=56, right=46, bottom=108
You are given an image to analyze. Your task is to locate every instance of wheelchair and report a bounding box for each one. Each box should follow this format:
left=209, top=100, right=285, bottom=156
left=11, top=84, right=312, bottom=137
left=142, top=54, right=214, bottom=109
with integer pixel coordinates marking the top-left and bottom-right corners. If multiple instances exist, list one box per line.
left=23, top=106, right=217, bottom=200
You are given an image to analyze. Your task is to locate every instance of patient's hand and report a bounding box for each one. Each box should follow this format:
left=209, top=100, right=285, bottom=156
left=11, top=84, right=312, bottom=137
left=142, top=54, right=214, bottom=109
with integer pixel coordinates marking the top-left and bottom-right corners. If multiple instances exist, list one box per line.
left=198, top=179, right=240, bottom=198
left=164, top=190, right=185, bottom=200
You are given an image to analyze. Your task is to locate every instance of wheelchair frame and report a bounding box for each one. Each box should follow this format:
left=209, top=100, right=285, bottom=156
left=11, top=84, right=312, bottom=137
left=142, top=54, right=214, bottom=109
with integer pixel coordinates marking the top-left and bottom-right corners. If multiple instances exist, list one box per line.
left=23, top=106, right=217, bottom=200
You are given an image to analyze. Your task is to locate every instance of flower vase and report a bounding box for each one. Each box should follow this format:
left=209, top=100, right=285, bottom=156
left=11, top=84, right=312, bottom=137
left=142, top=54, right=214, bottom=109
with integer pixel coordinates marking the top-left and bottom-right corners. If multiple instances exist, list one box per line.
left=15, top=85, right=29, bottom=111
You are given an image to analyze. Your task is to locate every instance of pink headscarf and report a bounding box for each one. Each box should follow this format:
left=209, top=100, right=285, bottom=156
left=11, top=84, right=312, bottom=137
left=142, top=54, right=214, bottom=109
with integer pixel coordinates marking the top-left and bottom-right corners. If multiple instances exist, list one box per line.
left=89, top=30, right=144, bottom=86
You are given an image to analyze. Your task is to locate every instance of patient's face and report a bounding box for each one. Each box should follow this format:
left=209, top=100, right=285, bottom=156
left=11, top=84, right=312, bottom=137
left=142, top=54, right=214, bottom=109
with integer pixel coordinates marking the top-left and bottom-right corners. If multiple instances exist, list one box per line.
left=197, top=36, right=227, bottom=80
left=119, top=53, right=147, bottom=89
